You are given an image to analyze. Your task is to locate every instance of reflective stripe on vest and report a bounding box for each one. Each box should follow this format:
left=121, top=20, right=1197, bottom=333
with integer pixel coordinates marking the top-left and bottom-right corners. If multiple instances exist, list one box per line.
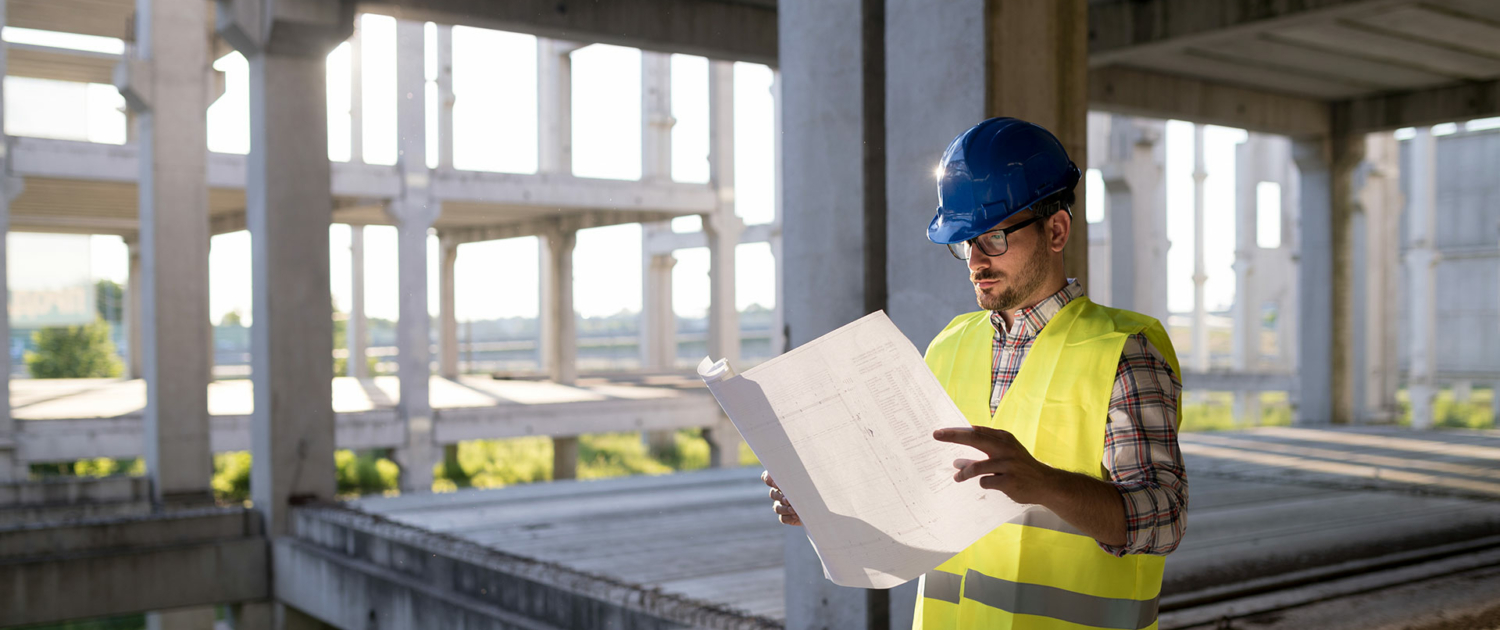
left=923, top=569, right=1160, bottom=630
left=913, top=298, right=1182, bottom=630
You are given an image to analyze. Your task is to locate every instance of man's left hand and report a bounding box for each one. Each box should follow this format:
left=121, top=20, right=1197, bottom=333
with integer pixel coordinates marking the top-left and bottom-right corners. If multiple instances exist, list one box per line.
left=933, top=426, right=1057, bottom=505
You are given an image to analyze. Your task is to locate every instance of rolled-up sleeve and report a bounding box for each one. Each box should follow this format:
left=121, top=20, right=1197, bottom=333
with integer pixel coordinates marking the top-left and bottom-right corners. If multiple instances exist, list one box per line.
left=1097, top=333, right=1187, bottom=557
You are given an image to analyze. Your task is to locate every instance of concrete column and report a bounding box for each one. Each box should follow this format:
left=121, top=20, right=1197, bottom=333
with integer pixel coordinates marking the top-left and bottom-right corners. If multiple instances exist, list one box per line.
left=347, top=225, right=368, bottom=378
left=126, top=238, right=143, bottom=379
left=640, top=238, right=677, bottom=370
left=706, top=60, right=742, bottom=368
left=539, top=226, right=577, bottom=384
left=552, top=434, right=578, bottom=480
left=119, top=0, right=213, bottom=507
left=1100, top=115, right=1168, bottom=322
left=777, top=0, right=887, bottom=624
left=1232, top=135, right=1263, bottom=425
left=884, top=0, right=1088, bottom=344
left=0, top=1, right=12, bottom=480
left=438, top=235, right=458, bottom=378
left=641, top=51, right=673, bottom=182
left=1406, top=128, right=1439, bottom=429
left=216, top=0, right=349, bottom=536
left=1354, top=132, right=1403, bottom=424
left=1191, top=124, right=1210, bottom=373
left=770, top=70, right=786, bottom=358
left=537, top=38, right=576, bottom=175
left=436, top=24, right=454, bottom=169
left=348, top=20, right=362, bottom=163
left=1292, top=131, right=1363, bottom=425
left=388, top=19, right=441, bottom=493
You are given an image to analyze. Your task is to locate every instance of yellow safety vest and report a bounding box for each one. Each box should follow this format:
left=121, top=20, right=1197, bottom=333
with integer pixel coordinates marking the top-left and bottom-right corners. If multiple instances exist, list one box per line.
left=914, top=297, right=1181, bottom=630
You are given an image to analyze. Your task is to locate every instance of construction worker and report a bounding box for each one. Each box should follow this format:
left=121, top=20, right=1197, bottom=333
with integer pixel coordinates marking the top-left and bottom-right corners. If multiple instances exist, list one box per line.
left=764, top=117, right=1187, bottom=629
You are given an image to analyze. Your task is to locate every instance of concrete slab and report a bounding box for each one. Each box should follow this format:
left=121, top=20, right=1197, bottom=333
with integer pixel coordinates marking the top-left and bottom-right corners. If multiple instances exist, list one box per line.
left=351, top=426, right=1500, bottom=623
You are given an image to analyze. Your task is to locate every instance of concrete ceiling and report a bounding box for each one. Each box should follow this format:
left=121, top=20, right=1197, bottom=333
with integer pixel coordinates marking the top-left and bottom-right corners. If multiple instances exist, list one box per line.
left=1090, top=0, right=1500, bottom=102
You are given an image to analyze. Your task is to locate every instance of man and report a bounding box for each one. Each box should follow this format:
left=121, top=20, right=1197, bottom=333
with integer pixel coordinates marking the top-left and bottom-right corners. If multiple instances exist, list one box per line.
left=764, top=117, right=1187, bottom=629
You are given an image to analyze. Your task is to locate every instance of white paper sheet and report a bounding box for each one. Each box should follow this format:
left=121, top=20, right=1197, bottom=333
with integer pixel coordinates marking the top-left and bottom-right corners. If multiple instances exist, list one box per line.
left=698, top=311, right=1031, bottom=589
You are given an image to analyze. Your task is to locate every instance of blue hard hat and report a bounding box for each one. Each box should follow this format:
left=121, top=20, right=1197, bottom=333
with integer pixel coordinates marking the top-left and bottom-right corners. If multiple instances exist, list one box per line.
left=927, top=117, right=1081, bottom=245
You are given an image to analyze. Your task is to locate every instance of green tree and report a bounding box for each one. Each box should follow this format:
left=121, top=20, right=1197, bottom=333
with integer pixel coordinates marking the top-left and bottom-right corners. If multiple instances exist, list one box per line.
left=220, top=309, right=244, bottom=328
left=25, top=319, right=124, bottom=378
left=95, top=279, right=124, bottom=322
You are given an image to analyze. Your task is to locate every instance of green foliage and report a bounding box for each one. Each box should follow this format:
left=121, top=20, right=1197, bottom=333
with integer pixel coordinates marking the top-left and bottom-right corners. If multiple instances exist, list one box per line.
left=25, top=319, right=124, bottom=379
left=336, top=449, right=401, bottom=496
left=95, top=279, right=124, bottom=323
left=1178, top=391, right=1293, bottom=433
left=1395, top=386, right=1496, bottom=430
left=332, top=355, right=381, bottom=379
left=220, top=309, right=244, bottom=328
left=212, top=451, right=253, bottom=502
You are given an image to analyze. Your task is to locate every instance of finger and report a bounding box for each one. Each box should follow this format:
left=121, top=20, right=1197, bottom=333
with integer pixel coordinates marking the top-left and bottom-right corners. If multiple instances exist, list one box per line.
left=769, top=488, right=790, bottom=504
left=761, top=470, right=779, bottom=490
left=779, top=513, right=802, bottom=526
left=773, top=501, right=798, bottom=516
left=978, top=475, right=1010, bottom=493
left=932, top=427, right=1004, bottom=456
left=970, top=426, right=1016, bottom=443
left=954, top=459, right=1010, bottom=483
left=952, top=458, right=978, bottom=470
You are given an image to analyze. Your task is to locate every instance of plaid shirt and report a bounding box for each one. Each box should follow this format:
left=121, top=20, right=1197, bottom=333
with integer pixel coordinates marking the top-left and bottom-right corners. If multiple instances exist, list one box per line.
left=989, top=280, right=1187, bottom=556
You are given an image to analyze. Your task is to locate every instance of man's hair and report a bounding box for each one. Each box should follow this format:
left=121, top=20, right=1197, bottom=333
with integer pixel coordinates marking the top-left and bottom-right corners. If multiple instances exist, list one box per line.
left=1030, top=188, right=1075, bottom=226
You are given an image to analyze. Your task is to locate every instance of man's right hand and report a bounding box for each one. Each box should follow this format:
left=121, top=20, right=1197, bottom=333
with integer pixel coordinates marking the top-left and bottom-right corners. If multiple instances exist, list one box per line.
left=761, top=470, right=801, bottom=526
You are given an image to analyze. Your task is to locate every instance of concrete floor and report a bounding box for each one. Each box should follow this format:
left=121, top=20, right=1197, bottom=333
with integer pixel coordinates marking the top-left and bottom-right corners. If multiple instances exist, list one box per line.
left=351, top=426, right=1500, bottom=623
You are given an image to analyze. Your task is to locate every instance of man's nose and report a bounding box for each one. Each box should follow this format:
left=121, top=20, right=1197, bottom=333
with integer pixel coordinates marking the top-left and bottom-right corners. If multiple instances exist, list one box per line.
left=967, top=247, right=990, bottom=275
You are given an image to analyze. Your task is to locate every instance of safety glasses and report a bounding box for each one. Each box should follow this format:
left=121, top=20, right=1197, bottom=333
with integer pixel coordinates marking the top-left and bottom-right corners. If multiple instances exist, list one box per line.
left=946, top=216, right=1040, bottom=261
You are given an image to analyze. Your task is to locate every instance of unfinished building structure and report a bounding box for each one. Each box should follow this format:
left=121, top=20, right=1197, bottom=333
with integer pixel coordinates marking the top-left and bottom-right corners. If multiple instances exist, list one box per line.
left=2, top=0, right=1500, bottom=629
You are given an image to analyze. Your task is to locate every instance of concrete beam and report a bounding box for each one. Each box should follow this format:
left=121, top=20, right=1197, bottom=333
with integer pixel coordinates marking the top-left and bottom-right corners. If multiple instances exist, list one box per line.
left=11, top=394, right=723, bottom=462
left=642, top=221, right=778, bottom=254
left=279, top=506, right=764, bottom=629
left=6, top=41, right=119, bottom=84
left=357, top=0, right=777, bottom=65
left=1088, top=0, right=1400, bottom=63
left=1337, top=78, right=1500, bottom=135
left=1089, top=65, right=1330, bottom=139
left=0, top=508, right=268, bottom=627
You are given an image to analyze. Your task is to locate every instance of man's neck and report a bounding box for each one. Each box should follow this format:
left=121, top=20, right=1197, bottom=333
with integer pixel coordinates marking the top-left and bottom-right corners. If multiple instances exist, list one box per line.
left=994, top=277, right=1070, bottom=331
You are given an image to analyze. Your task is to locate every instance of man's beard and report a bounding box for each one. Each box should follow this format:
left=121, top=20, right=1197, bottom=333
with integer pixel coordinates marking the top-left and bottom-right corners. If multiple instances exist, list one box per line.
left=973, top=240, right=1050, bottom=313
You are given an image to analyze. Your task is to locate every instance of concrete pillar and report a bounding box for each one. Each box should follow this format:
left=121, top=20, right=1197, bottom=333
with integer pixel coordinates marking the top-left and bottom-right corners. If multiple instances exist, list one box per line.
left=1100, top=115, right=1168, bottom=322
left=438, top=235, right=458, bottom=378
left=0, top=0, right=12, bottom=481
left=1292, top=130, right=1363, bottom=425
left=770, top=70, right=787, bottom=358
left=640, top=242, right=677, bottom=370
left=706, top=60, right=742, bottom=368
left=641, top=51, right=673, bottom=182
left=1191, top=124, right=1210, bottom=373
left=638, top=48, right=676, bottom=374
left=147, top=607, right=215, bottom=630
left=537, top=38, right=576, bottom=175
left=884, top=0, right=1088, bottom=344
left=126, top=238, right=143, bottom=379
left=1406, top=128, right=1440, bottom=429
left=387, top=19, right=441, bottom=493
left=347, top=225, right=368, bottom=378
left=782, top=0, right=895, bottom=626
left=348, top=20, right=362, bottom=164
left=1353, top=132, right=1403, bottom=424
left=118, top=0, right=214, bottom=507
left=552, top=435, right=578, bottom=480
left=436, top=24, right=454, bottom=170
left=216, top=0, right=348, bottom=536
left=1232, top=135, right=1263, bottom=425
left=539, top=226, right=577, bottom=384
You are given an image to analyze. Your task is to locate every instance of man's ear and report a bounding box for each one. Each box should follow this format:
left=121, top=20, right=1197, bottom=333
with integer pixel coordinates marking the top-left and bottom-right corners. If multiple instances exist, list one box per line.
left=1048, top=210, right=1072, bottom=253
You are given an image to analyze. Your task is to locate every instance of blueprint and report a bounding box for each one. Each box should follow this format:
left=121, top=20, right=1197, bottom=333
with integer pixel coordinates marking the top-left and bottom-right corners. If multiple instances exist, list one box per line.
left=698, top=311, right=1030, bottom=589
